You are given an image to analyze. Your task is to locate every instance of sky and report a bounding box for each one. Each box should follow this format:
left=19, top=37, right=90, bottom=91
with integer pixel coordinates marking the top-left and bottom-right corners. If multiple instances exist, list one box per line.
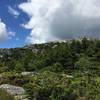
left=0, top=0, right=100, bottom=48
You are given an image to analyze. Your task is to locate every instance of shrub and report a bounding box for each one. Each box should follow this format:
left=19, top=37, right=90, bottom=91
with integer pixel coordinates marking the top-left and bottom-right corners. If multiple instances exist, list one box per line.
left=0, top=89, right=15, bottom=100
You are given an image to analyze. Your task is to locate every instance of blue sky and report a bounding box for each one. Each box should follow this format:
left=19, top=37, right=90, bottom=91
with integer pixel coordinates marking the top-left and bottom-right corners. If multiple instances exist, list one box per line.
left=0, top=0, right=100, bottom=48
left=0, top=0, right=30, bottom=48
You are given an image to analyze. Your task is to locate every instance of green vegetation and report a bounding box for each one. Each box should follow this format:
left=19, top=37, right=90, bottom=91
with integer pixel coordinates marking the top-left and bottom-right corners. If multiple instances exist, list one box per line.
left=0, top=38, right=100, bottom=100
left=0, top=89, right=14, bottom=100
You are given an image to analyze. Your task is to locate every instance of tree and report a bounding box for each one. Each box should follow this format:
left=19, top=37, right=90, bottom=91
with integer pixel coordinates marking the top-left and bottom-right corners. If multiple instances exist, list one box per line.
left=70, top=39, right=82, bottom=53
left=74, top=57, right=91, bottom=71
left=15, top=61, right=24, bottom=72
left=82, top=37, right=89, bottom=52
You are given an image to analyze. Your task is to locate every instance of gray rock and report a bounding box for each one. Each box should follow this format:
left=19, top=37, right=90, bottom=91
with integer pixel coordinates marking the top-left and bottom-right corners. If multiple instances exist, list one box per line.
left=15, top=95, right=28, bottom=100
left=21, top=72, right=37, bottom=76
left=61, top=74, right=73, bottom=78
left=0, top=84, right=25, bottom=96
left=21, top=72, right=34, bottom=76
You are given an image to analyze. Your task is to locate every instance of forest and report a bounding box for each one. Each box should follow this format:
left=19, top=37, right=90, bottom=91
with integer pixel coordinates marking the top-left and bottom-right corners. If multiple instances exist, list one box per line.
left=0, top=38, right=100, bottom=100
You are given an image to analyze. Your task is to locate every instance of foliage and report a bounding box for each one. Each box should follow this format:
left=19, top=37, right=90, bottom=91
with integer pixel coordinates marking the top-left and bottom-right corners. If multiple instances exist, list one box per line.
left=0, top=89, right=15, bottom=100
left=0, top=38, right=100, bottom=99
left=74, top=57, right=91, bottom=71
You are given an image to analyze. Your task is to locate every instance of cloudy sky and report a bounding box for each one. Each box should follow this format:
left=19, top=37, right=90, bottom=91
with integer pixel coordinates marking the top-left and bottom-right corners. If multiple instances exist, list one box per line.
left=0, top=0, right=100, bottom=48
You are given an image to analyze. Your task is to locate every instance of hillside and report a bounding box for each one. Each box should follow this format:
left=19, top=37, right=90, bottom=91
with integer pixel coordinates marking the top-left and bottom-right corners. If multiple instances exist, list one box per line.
left=0, top=38, right=100, bottom=100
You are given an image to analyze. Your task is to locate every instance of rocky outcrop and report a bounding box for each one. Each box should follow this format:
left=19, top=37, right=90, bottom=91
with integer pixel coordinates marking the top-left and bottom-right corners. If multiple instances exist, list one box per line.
left=21, top=72, right=34, bottom=76
left=0, top=84, right=28, bottom=100
left=21, top=71, right=38, bottom=76
left=0, top=84, right=25, bottom=96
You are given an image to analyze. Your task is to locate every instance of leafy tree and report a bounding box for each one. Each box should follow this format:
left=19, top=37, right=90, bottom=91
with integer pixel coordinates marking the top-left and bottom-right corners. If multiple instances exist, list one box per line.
left=15, top=61, right=24, bottom=72
left=70, top=39, right=82, bottom=53
left=75, top=57, right=91, bottom=71
left=82, top=37, right=89, bottom=52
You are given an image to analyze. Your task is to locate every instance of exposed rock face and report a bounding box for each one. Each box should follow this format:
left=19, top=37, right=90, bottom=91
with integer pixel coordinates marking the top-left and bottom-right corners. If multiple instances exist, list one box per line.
left=21, top=72, right=38, bottom=76
left=21, top=72, right=34, bottom=76
left=61, top=74, right=74, bottom=78
left=0, top=84, right=25, bottom=96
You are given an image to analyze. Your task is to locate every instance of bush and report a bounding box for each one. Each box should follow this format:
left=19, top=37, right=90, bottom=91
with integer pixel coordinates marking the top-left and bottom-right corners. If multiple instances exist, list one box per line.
left=0, top=89, right=15, bottom=100
left=75, top=57, right=91, bottom=71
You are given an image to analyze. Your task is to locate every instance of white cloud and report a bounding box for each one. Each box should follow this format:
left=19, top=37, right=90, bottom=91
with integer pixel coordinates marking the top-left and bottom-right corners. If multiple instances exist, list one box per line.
left=8, top=6, right=20, bottom=18
left=0, top=19, right=8, bottom=41
left=0, top=19, right=15, bottom=42
left=19, top=0, right=100, bottom=44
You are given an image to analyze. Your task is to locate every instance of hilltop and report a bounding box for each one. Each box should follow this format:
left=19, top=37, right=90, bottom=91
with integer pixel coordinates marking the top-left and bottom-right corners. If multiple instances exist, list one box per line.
left=0, top=38, right=100, bottom=100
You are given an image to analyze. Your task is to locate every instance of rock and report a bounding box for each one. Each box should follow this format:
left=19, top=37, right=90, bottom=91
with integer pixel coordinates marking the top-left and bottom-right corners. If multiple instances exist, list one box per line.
left=61, top=74, right=73, bottom=78
left=15, top=95, right=28, bottom=100
left=0, top=84, right=25, bottom=96
left=0, top=74, right=2, bottom=78
left=21, top=72, right=37, bottom=76
left=21, top=72, right=33, bottom=76
left=0, top=55, right=3, bottom=58
left=52, top=45, right=58, bottom=48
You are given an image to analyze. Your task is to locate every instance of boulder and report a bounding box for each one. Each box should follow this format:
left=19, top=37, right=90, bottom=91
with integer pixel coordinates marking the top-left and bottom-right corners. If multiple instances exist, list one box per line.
left=0, top=84, right=25, bottom=96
